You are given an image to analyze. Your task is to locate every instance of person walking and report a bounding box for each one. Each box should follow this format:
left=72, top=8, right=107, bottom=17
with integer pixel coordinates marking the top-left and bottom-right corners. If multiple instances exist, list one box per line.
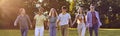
left=14, top=8, right=32, bottom=36
left=48, top=8, right=58, bottom=36
left=34, top=7, right=46, bottom=36
left=86, top=4, right=102, bottom=36
left=57, top=6, right=72, bottom=36
left=72, top=6, right=86, bottom=36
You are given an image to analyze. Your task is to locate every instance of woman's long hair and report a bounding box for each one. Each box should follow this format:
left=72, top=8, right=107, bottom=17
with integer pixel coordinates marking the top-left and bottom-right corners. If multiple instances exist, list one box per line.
left=18, top=8, right=26, bottom=15
left=49, top=8, right=58, bottom=17
left=77, top=6, right=83, bottom=14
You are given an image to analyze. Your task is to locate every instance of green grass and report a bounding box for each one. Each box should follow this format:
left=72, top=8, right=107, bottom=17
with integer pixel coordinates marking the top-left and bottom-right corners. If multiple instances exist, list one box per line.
left=0, top=28, right=120, bottom=36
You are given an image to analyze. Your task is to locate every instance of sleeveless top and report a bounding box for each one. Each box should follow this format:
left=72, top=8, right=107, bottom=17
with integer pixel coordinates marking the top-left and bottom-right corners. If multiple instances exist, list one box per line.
left=76, top=14, right=85, bottom=24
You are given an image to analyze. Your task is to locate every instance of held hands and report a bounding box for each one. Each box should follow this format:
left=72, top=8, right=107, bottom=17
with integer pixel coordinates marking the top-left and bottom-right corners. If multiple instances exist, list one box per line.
left=70, top=23, right=74, bottom=27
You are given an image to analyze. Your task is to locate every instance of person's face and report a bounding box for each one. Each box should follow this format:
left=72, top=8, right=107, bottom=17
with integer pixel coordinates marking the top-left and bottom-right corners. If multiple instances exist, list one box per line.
left=79, top=7, right=83, bottom=13
left=21, top=9, right=26, bottom=15
left=52, top=11, right=55, bottom=16
left=62, top=9, right=66, bottom=12
left=77, top=7, right=83, bottom=14
left=90, top=6, right=95, bottom=12
left=51, top=9, right=55, bottom=16
left=62, top=8, right=67, bottom=13
left=38, top=8, right=43, bottom=14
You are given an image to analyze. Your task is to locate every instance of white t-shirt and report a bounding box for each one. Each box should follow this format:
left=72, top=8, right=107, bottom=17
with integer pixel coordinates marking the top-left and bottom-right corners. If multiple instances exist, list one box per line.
left=58, top=13, right=71, bottom=26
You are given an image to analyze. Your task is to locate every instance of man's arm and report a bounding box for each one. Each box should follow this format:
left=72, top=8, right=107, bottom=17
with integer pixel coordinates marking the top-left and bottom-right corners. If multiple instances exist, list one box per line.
left=56, top=14, right=60, bottom=27
left=69, top=18, right=72, bottom=27
left=68, top=14, right=72, bottom=27
left=56, top=19, right=60, bottom=27
left=97, top=12, right=102, bottom=27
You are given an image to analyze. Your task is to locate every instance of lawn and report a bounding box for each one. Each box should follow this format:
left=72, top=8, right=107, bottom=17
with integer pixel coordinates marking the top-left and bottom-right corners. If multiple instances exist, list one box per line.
left=0, top=28, right=120, bottom=36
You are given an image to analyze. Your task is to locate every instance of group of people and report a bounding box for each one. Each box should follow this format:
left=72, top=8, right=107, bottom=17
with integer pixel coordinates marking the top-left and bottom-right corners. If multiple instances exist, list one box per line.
left=14, top=4, right=102, bottom=36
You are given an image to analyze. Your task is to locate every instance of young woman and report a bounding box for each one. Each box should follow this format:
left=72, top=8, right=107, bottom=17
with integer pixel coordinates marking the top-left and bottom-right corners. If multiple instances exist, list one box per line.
left=48, top=8, right=58, bottom=36
left=72, top=6, right=86, bottom=36
left=14, top=8, right=32, bottom=36
left=34, top=7, right=46, bottom=36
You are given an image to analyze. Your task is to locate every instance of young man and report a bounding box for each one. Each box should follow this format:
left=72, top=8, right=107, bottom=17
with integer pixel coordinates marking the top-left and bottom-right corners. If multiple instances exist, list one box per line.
left=14, top=8, right=32, bottom=36
left=86, top=4, right=102, bottom=36
left=57, top=6, right=72, bottom=36
left=34, top=7, right=46, bottom=36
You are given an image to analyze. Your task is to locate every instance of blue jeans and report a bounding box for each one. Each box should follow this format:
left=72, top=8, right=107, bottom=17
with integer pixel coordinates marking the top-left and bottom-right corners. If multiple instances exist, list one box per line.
left=89, top=24, right=98, bottom=36
left=20, top=28, right=28, bottom=36
left=49, top=23, right=56, bottom=36
left=77, top=24, right=86, bottom=36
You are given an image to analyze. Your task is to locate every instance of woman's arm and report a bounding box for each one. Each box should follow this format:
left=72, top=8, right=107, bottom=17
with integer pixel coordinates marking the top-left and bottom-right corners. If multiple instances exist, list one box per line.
left=72, top=17, right=77, bottom=26
left=14, top=16, right=20, bottom=26
left=26, top=15, right=32, bottom=28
